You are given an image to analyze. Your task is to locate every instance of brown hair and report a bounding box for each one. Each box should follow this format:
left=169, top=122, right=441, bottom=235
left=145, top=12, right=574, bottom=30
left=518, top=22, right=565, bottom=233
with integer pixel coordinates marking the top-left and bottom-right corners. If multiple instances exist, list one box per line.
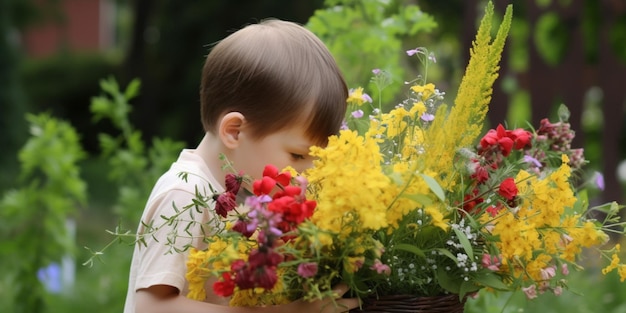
left=199, top=19, right=348, bottom=145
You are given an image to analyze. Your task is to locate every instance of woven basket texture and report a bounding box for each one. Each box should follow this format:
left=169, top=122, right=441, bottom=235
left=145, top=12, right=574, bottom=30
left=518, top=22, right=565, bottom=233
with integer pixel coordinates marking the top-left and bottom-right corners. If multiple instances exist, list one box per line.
left=350, top=294, right=466, bottom=313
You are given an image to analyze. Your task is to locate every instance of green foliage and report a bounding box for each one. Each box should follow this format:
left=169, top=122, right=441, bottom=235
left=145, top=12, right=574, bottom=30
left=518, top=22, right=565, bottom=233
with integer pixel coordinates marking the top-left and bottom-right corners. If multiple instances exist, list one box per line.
left=20, top=53, right=120, bottom=151
left=0, top=113, right=86, bottom=313
left=466, top=264, right=626, bottom=313
left=307, top=0, right=437, bottom=105
left=533, top=12, right=569, bottom=66
left=89, top=77, right=186, bottom=228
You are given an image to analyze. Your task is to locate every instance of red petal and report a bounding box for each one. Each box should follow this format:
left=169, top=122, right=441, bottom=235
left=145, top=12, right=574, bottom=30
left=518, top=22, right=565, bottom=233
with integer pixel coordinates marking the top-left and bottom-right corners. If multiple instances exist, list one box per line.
left=262, top=164, right=279, bottom=178
left=253, top=176, right=276, bottom=195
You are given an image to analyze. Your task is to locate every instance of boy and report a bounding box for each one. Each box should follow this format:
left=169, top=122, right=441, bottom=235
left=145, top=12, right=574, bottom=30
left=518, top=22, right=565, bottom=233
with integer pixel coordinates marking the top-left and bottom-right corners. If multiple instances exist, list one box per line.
left=124, top=19, right=358, bottom=313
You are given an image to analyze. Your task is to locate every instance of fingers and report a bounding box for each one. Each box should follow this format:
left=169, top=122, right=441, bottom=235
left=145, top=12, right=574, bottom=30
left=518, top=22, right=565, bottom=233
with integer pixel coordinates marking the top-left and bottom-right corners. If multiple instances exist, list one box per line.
left=330, top=284, right=360, bottom=312
left=334, top=297, right=360, bottom=312
left=331, top=283, right=350, bottom=297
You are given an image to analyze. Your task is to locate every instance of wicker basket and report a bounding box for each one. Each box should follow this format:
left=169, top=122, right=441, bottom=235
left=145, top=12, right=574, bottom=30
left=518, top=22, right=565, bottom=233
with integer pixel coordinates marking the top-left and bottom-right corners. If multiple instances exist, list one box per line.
left=350, top=294, right=466, bottom=313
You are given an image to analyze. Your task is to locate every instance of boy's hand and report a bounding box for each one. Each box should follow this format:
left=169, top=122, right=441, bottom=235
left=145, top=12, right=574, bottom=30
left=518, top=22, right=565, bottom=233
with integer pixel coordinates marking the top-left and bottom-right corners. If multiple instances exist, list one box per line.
left=284, top=283, right=360, bottom=313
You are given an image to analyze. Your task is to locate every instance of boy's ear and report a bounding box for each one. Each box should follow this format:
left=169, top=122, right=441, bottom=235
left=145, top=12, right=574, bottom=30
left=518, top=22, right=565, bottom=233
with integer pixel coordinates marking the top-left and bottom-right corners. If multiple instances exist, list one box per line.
left=218, top=112, right=245, bottom=149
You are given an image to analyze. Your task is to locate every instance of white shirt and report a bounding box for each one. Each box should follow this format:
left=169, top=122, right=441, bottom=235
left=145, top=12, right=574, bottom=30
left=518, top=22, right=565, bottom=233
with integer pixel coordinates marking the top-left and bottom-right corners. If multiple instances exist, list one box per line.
left=123, top=149, right=223, bottom=313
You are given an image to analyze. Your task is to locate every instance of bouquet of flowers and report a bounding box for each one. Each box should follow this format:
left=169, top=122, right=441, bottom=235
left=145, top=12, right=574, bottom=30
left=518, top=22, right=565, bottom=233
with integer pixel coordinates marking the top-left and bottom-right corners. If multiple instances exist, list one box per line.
left=182, top=1, right=626, bottom=309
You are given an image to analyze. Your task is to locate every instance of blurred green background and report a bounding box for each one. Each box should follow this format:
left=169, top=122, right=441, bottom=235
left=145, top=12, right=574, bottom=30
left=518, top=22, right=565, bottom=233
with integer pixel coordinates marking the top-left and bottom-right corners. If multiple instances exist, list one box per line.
left=1, top=0, right=626, bottom=312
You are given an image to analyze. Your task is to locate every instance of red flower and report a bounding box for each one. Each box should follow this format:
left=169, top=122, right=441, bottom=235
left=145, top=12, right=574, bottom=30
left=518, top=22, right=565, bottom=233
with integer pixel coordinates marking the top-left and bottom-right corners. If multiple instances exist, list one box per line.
left=462, top=189, right=484, bottom=215
left=254, top=266, right=278, bottom=289
left=253, top=176, right=277, bottom=196
left=486, top=204, right=503, bottom=217
left=248, top=249, right=283, bottom=268
left=273, top=185, right=302, bottom=199
left=232, top=219, right=255, bottom=238
left=498, top=178, right=518, bottom=200
left=471, top=163, right=489, bottom=183
left=213, top=272, right=235, bottom=297
left=262, top=164, right=291, bottom=186
left=214, top=191, right=236, bottom=217
left=225, top=172, right=243, bottom=194
left=480, top=124, right=533, bottom=157
left=507, top=128, right=532, bottom=149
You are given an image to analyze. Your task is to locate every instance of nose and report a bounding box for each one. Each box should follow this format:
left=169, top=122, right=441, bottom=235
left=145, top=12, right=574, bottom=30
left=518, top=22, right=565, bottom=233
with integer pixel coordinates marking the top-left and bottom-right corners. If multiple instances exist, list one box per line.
left=296, top=159, right=314, bottom=173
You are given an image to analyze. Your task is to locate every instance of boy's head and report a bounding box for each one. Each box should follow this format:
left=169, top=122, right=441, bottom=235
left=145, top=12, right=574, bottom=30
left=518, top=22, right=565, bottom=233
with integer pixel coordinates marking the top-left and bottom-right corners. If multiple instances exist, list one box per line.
left=199, top=19, right=348, bottom=147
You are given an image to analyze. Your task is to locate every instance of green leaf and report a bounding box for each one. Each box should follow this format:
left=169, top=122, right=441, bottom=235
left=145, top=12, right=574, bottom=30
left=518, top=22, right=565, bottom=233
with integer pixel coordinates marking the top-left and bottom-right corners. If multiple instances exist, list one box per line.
left=437, top=266, right=461, bottom=293
left=557, top=103, right=570, bottom=122
left=100, top=76, right=120, bottom=96
left=435, top=248, right=458, bottom=262
left=394, top=243, right=425, bottom=258
left=420, top=173, right=445, bottom=201
left=473, top=272, right=509, bottom=290
left=452, top=227, right=474, bottom=261
left=459, top=280, right=481, bottom=299
left=401, top=193, right=433, bottom=206
left=573, top=188, right=589, bottom=213
left=591, top=201, right=624, bottom=216
left=124, top=78, right=141, bottom=100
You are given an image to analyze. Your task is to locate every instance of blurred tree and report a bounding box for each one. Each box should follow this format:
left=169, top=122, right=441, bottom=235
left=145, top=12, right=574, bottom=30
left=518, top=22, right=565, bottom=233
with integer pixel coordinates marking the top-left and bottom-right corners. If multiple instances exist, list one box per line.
left=0, top=0, right=62, bottom=191
left=0, top=0, right=26, bottom=191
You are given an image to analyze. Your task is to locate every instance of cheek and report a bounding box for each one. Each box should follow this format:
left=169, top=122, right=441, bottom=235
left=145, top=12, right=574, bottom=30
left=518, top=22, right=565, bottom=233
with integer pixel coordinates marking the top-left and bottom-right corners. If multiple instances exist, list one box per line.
left=237, top=149, right=290, bottom=180
left=292, top=159, right=314, bottom=173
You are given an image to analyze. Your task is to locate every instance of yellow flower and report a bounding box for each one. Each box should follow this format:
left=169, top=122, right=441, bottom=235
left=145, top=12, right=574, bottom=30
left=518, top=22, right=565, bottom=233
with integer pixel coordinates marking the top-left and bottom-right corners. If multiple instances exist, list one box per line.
left=307, top=130, right=393, bottom=233
left=344, top=256, right=365, bottom=273
left=186, top=248, right=210, bottom=301
left=425, top=205, right=449, bottom=230
left=603, top=253, right=621, bottom=275
left=410, top=101, right=427, bottom=116
left=347, top=87, right=367, bottom=106
left=411, top=83, right=436, bottom=100
left=617, top=264, right=626, bottom=282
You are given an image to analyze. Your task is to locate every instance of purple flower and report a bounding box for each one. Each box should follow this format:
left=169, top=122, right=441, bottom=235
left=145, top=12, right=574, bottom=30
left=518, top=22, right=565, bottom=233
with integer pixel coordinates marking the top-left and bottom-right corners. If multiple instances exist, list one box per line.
left=351, top=110, right=364, bottom=118
left=594, top=171, right=605, bottom=190
left=297, top=262, right=318, bottom=278
left=340, top=120, right=348, bottom=130
left=38, top=263, right=62, bottom=293
left=406, top=49, right=419, bottom=56
left=372, top=68, right=381, bottom=75
left=420, top=113, right=435, bottom=122
left=362, top=93, right=373, bottom=103
left=523, top=154, right=542, bottom=168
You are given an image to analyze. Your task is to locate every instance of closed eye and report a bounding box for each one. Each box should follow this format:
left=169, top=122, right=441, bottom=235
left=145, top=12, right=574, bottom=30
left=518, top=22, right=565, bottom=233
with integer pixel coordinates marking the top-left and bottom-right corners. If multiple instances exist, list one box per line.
left=290, top=153, right=306, bottom=160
